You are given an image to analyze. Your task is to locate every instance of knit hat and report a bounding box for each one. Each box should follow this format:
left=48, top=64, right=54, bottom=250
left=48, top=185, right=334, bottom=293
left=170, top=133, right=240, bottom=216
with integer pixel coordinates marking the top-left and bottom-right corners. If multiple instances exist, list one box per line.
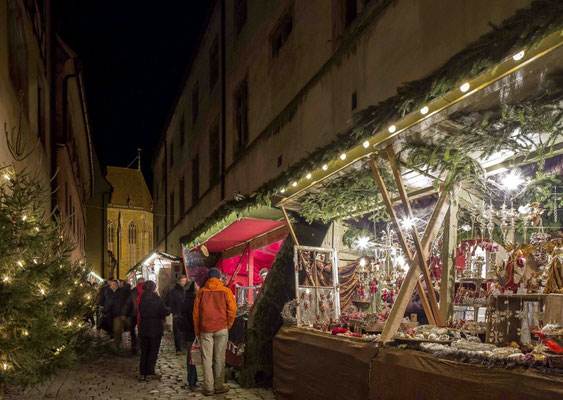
left=208, top=268, right=221, bottom=279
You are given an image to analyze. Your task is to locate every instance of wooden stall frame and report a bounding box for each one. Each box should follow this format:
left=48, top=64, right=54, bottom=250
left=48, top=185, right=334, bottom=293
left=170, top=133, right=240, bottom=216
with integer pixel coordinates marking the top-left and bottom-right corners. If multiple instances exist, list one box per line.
left=370, top=158, right=453, bottom=342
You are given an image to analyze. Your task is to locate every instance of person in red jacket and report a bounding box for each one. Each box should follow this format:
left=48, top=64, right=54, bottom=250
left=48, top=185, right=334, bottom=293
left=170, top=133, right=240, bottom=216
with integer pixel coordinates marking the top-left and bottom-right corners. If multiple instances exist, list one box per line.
left=193, top=268, right=237, bottom=396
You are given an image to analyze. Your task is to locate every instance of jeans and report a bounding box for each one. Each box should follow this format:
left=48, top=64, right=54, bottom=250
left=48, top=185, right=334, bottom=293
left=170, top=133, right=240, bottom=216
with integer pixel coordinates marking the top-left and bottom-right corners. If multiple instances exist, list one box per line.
left=185, top=340, right=198, bottom=387
left=139, top=336, right=162, bottom=376
left=200, top=328, right=228, bottom=393
left=172, top=316, right=184, bottom=352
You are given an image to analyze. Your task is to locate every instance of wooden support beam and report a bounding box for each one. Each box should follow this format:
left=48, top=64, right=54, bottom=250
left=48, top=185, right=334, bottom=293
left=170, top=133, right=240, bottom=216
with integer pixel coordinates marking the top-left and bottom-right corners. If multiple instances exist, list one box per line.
left=227, top=244, right=250, bottom=286
left=248, top=245, right=254, bottom=303
left=222, top=225, right=289, bottom=260
left=386, top=147, right=442, bottom=326
left=368, top=158, right=435, bottom=325
left=440, top=193, right=458, bottom=324
left=281, top=206, right=315, bottom=286
left=371, top=156, right=451, bottom=342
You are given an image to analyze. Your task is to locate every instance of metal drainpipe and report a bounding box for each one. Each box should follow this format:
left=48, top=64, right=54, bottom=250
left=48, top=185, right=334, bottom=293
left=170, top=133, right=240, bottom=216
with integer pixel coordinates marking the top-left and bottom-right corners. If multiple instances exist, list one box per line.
left=220, top=0, right=227, bottom=200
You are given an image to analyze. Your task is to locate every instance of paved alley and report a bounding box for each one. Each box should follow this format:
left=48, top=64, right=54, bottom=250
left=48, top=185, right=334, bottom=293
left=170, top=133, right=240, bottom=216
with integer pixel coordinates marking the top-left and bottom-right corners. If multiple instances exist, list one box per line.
left=7, top=331, right=274, bottom=400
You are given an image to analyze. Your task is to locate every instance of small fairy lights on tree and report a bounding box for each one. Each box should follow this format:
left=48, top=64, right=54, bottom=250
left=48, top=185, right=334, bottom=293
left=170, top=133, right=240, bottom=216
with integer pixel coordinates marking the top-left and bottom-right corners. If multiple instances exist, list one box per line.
left=0, top=169, right=95, bottom=387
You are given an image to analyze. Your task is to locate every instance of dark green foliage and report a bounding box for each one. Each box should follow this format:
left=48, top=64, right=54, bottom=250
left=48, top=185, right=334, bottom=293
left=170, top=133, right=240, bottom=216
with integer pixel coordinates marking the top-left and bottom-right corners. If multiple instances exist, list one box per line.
left=180, top=0, right=563, bottom=247
left=0, top=172, right=95, bottom=387
left=239, top=238, right=295, bottom=387
left=300, top=165, right=395, bottom=223
left=401, top=90, right=563, bottom=189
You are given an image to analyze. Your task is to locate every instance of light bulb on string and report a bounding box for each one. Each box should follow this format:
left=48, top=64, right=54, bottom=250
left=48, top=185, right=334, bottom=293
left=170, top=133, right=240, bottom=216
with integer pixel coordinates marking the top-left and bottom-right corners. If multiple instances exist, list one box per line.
left=17, top=260, right=23, bottom=268
left=322, top=164, right=328, bottom=171
left=292, top=182, right=297, bottom=187
left=39, top=288, right=45, bottom=295
left=501, top=170, right=524, bottom=191
left=306, top=173, right=312, bottom=179
left=420, top=106, right=429, bottom=115
left=22, top=215, right=27, bottom=221
left=460, top=83, right=470, bottom=92
left=2, top=276, right=10, bottom=283
left=339, top=154, right=346, bottom=161
left=388, top=125, right=396, bottom=133
left=3, top=174, right=10, bottom=181
left=512, top=51, right=525, bottom=61
left=280, top=188, right=285, bottom=194
left=363, top=141, right=369, bottom=148
left=401, top=216, right=417, bottom=230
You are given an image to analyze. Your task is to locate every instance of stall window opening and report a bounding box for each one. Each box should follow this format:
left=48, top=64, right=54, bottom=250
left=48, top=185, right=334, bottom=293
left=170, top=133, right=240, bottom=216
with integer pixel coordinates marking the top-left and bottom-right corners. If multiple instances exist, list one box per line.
left=270, top=5, right=293, bottom=58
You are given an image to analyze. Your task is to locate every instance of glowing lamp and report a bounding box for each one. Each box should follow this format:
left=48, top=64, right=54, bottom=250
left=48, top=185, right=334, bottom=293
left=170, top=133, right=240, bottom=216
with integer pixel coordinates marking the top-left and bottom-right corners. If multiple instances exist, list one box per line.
left=512, top=51, right=525, bottom=61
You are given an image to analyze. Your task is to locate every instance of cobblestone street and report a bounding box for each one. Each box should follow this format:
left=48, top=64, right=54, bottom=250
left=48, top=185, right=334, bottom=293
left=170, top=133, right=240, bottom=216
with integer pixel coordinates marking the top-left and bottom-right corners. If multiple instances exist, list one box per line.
left=7, top=331, right=274, bottom=400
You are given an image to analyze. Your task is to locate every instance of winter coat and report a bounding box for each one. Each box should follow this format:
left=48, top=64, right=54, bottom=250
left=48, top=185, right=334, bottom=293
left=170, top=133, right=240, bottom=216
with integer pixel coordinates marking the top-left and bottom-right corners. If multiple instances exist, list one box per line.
left=165, top=283, right=185, bottom=316
left=138, top=291, right=170, bottom=337
left=180, top=292, right=196, bottom=342
left=120, top=283, right=135, bottom=318
left=193, top=277, right=237, bottom=336
left=135, top=282, right=144, bottom=323
left=405, top=281, right=440, bottom=325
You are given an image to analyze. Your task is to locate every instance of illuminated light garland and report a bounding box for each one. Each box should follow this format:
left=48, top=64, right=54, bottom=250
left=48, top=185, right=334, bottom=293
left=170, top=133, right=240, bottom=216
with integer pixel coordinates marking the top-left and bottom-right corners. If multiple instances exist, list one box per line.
left=388, top=125, right=396, bottom=133
left=363, top=140, right=370, bottom=148
left=306, top=173, right=312, bottom=179
left=460, top=82, right=470, bottom=92
left=322, top=164, right=328, bottom=171
left=339, top=153, right=347, bottom=160
left=420, top=106, right=429, bottom=115
left=512, top=50, right=525, bottom=61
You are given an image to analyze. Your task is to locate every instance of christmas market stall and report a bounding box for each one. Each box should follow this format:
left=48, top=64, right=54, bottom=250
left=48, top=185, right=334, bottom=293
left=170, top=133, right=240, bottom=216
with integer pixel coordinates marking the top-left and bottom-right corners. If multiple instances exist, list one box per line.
left=182, top=210, right=290, bottom=368
left=268, top=8, right=563, bottom=400
left=127, top=251, right=183, bottom=294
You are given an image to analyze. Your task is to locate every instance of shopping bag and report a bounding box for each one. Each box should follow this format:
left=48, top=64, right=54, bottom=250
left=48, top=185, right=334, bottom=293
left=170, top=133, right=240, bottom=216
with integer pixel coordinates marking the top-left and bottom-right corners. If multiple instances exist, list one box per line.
left=190, top=338, right=202, bottom=365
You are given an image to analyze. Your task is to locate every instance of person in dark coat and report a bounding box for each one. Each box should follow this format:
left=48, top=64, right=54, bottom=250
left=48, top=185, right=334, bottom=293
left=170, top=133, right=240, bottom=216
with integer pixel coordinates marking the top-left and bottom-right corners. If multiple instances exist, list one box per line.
left=129, top=277, right=145, bottom=355
left=101, top=279, right=118, bottom=336
left=180, top=280, right=199, bottom=390
left=138, top=280, right=170, bottom=381
left=165, top=275, right=187, bottom=354
left=404, top=279, right=440, bottom=325
left=108, top=281, right=133, bottom=354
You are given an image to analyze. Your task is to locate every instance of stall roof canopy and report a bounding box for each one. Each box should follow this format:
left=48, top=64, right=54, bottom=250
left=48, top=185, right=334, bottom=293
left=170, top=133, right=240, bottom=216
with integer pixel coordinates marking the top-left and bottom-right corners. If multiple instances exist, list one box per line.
left=191, top=218, right=286, bottom=253
left=127, top=251, right=182, bottom=275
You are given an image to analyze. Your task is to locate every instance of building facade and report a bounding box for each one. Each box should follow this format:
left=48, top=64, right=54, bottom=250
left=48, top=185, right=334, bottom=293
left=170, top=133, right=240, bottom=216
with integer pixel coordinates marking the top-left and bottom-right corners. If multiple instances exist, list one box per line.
left=105, top=165, right=153, bottom=279
left=152, top=0, right=533, bottom=256
left=1, top=0, right=102, bottom=268
left=0, top=0, right=53, bottom=191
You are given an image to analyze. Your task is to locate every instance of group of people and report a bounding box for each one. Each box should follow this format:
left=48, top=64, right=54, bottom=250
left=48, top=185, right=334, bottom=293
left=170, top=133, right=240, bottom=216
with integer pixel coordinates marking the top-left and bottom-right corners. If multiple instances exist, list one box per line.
left=96, top=267, right=237, bottom=396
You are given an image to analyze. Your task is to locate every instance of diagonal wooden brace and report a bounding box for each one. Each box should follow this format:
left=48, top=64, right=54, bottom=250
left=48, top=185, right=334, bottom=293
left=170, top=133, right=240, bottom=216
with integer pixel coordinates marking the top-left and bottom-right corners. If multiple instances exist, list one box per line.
left=386, top=146, right=442, bottom=326
left=369, top=159, right=435, bottom=326
left=369, top=158, right=451, bottom=342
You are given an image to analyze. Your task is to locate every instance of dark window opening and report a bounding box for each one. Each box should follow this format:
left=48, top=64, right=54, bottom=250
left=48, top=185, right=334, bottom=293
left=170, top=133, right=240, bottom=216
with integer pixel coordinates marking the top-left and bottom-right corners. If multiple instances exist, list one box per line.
left=209, top=37, right=219, bottom=91
left=234, top=77, right=249, bottom=154
left=169, top=191, right=175, bottom=227
left=277, top=155, right=283, bottom=168
left=351, top=91, right=358, bottom=111
left=345, top=0, right=358, bottom=28
left=179, top=115, right=185, bottom=147
left=209, top=121, right=220, bottom=184
left=192, top=83, right=199, bottom=123
left=192, top=155, right=200, bottom=204
left=179, top=177, right=185, bottom=215
left=169, top=141, right=174, bottom=167
left=234, top=0, right=247, bottom=37
left=271, top=6, right=293, bottom=58
left=7, top=0, right=28, bottom=113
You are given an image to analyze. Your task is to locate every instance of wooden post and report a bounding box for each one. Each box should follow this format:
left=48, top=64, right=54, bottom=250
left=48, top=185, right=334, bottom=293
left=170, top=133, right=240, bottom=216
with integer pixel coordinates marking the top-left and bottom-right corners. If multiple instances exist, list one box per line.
left=386, top=147, right=442, bottom=326
left=370, top=157, right=451, bottom=342
left=440, top=193, right=458, bottom=324
left=248, top=244, right=254, bottom=303
left=281, top=206, right=315, bottom=286
left=369, top=158, right=435, bottom=325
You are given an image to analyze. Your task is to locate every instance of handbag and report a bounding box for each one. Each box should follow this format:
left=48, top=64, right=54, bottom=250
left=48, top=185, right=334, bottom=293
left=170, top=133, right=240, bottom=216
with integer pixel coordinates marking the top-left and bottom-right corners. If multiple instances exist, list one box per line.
left=190, top=338, right=202, bottom=365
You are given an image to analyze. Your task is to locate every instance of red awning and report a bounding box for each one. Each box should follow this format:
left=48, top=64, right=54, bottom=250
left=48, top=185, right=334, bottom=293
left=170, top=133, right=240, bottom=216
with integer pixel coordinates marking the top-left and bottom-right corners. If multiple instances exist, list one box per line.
left=190, top=217, right=286, bottom=253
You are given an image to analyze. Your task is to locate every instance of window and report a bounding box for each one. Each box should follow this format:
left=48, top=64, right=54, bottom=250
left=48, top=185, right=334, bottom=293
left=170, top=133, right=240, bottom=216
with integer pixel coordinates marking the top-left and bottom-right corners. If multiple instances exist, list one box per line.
left=345, top=0, right=358, bottom=28
left=169, top=141, right=174, bottom=167
left=234, top=77, right=249, bottom=153
left=209, top=121, right=220, bottom=183
left=351, top=91, right=358, bottom=111
left=209, top=37, right=219, bottom=91
left=271, top=6, right=293, bottom=58
left=170, top=191, right=175, bottom=227
left=179, top=115, right=185, bottom=147
left=179, top=177, right=185, bottom=215
left=192, top=155, right=199, bottom=204
left=37, top=80, right=46, bottom=149
left=234, top=0, right=247, bottom=36
left=7, top=0, right=28, bottom=112
left=107, top=220, right=114, bottom=252
left=128, top=221, right=137, bottom=266
left=192, top=83, right=199, bottom=123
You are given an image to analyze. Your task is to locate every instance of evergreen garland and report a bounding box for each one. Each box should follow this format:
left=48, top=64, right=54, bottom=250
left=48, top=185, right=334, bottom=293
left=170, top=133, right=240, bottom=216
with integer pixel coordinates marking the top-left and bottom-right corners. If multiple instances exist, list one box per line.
left=401, top=87, right=563, bottom=190
left=0, top=171, right=95, bottom=387
left=180, top=0, right=563, bottom=246
left=299, top=164, right=395, bottom=223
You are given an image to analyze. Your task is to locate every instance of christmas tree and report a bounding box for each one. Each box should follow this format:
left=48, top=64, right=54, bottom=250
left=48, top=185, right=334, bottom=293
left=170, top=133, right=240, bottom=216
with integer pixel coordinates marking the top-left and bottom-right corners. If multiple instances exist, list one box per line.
left=0, top=169, right=95, bottom=388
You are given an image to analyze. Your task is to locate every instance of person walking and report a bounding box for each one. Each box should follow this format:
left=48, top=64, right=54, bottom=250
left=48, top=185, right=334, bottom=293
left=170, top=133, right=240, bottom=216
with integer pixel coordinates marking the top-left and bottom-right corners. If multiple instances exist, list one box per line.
left=102, top=279, right=119, bottom=338
left=109, top=281, right=133, bottom=354
left=165, top=275, right=187, bottom=355
left=193, top=268, right=237, bottom=396
left=138, top=280, right=170, bottom=381
left=129, top=277, right=145, bottom=355
left=180, top=280, right=199, bottom=390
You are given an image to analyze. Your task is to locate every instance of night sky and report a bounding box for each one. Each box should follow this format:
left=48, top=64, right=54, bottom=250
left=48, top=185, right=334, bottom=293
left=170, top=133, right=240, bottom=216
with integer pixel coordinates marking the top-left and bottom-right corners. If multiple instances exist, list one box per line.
left=56, top=1, right=214, bottom=188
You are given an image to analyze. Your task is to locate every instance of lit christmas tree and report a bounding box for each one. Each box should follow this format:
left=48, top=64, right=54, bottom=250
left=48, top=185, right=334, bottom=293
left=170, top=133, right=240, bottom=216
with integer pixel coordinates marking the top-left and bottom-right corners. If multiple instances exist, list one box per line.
left=0, top=170, right=95, bottom=387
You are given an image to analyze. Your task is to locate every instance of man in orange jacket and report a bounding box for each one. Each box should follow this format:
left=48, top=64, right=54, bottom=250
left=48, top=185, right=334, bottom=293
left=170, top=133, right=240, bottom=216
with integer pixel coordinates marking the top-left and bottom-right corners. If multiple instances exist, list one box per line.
left=193, top=268, right=237, bottom=396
